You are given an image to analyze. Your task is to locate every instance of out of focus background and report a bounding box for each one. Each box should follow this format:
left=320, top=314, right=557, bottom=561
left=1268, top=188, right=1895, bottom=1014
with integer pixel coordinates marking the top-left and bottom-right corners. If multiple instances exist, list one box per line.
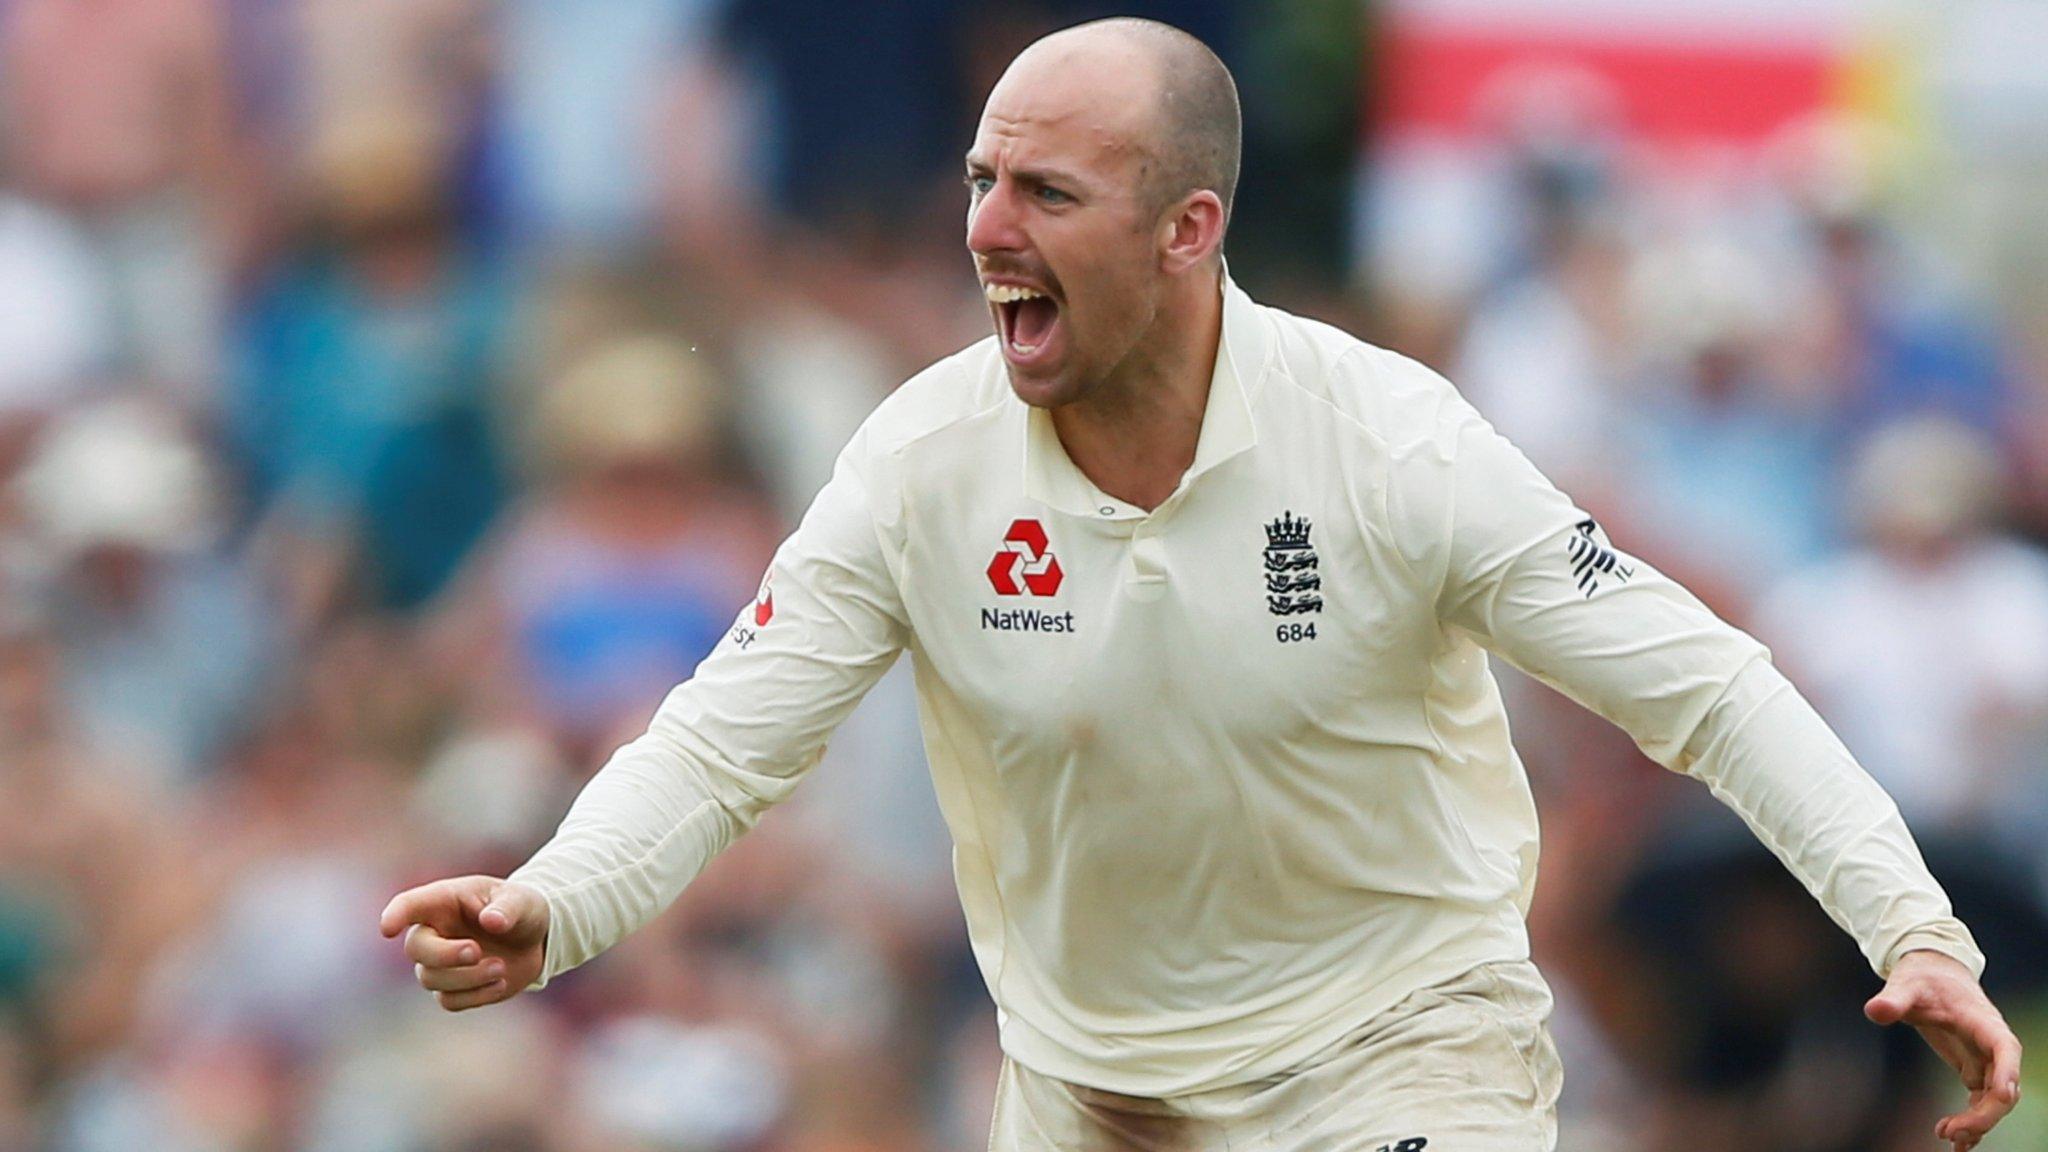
left=2, top=0, right=2047, bottom=1149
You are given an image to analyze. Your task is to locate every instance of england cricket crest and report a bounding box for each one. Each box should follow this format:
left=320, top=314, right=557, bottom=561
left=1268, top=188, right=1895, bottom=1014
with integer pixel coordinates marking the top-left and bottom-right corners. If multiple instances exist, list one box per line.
left=1264, top=511, right=1323, bottom=616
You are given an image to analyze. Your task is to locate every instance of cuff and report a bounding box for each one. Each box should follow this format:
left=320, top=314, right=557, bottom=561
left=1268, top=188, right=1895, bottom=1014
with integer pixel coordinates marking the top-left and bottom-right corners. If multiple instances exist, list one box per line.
left=1880, top=923, right=1987, bottom=982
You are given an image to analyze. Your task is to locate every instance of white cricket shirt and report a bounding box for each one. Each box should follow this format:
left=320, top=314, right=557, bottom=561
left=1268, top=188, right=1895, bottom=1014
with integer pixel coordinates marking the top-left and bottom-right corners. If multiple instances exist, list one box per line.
left=509, top=277, right=1983, bottom=1096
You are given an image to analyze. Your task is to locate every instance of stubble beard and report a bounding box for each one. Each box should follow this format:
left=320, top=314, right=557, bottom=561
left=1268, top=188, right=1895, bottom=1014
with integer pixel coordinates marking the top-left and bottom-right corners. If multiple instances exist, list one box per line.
left=1004, top=271, right=1164, bottom=418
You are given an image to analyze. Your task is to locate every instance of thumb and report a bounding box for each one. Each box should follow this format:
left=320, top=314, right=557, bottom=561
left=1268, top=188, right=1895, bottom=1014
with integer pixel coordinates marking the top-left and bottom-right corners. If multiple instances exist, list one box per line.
left=478, top=884, right=534, bottom=935
left=1866, top=987, right=1913, bottom=1026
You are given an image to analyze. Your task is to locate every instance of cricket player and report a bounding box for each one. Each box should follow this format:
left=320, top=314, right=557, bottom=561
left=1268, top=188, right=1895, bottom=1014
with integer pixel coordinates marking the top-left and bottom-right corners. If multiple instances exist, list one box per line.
left=382, top=18, right=2022, bottom=1151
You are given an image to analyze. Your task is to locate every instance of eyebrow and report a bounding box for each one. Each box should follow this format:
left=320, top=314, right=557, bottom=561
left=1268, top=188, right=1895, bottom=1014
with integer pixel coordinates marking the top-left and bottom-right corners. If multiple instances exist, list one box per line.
left=963, top=155, right=1091, bottom=192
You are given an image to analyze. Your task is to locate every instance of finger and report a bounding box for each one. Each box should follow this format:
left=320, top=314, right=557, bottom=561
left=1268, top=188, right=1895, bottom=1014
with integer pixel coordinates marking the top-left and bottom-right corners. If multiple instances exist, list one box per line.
left=415, top=959, right=506, bottom=994
left=401, top=924, right=481, bottom=967
left=434, top=980, right=509, bottom=1013
left=1939, top=1025, right=1988, bottom=1087
left=380, top=886, right=437, bottom=937
left=1983, top=1029, right=2023, bottom=1106
left=1939, top=1085, right=2018, bottom=1146
left=381, top=880, right=469, bottom=937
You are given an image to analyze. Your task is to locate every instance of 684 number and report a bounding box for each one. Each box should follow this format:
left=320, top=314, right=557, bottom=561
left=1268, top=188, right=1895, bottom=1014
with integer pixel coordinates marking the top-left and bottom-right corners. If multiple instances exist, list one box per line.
left=1275, top=622, right=1317, bottom=643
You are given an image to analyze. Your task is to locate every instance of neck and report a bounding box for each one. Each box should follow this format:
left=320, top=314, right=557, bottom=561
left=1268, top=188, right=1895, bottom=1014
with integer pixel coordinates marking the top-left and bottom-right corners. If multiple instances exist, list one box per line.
left=1050, top=268, right=1224, bottom=510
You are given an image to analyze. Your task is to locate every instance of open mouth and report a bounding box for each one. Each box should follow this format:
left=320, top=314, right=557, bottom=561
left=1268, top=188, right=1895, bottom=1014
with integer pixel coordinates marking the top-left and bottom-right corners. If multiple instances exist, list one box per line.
left=986, top=282, right=1063, bottom=365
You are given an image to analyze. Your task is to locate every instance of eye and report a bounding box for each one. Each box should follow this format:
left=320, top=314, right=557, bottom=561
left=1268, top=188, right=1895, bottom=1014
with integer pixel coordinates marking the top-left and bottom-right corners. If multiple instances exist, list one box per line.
left=1036, top=186, right=1072, bottom=205
left=965, top=174, right=994, bottom=197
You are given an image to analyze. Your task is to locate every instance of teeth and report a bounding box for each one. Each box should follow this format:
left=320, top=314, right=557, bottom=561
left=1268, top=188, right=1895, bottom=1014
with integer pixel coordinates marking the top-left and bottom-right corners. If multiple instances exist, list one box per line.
left=984, top=283, right=1047, bottom=304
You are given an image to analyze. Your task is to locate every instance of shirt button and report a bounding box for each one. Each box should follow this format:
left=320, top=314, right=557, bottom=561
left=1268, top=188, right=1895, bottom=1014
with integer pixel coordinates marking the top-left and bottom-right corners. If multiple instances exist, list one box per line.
left=1099, top=505, right=1116, bottom=517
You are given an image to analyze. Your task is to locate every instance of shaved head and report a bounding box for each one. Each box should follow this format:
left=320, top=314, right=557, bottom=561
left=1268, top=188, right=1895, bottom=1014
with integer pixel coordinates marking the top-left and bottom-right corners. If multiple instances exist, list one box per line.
left=965, top=17, right=1239, bottom=408
left=1014, top=18, right=1241, bottom=226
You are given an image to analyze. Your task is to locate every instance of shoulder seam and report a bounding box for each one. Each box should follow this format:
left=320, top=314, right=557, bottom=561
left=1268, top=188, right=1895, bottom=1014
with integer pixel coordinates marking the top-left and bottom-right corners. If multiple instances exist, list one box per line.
left=864, top=345, right=1014, bottom=462
left=1263, top=342, right=1388, bottom=448
left=882, top=389, right=1014, bottom=461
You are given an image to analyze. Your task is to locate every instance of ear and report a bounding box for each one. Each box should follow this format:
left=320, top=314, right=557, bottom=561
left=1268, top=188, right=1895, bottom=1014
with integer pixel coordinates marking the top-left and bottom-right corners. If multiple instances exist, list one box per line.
left=1157, top=190, right=1226, bottom=275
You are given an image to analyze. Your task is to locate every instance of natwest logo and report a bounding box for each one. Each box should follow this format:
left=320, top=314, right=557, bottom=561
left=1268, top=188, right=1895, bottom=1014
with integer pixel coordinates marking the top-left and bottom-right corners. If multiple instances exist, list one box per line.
left=986, top=518, right=1064, bottom=597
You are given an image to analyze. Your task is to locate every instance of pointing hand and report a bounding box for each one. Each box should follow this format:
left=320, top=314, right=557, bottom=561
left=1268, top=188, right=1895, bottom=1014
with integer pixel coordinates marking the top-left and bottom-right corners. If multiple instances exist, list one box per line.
left=380, top=875, right=549, bottom=1012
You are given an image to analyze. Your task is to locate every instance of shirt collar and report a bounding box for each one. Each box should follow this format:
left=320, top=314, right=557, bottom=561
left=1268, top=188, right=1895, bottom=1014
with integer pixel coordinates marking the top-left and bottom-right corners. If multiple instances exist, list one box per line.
left=1021, top=270, right=1270, bottom=519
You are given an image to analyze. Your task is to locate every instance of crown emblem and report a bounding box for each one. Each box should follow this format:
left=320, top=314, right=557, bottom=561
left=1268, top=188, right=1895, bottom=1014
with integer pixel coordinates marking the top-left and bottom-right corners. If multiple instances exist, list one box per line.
left=1265, top=511, right=1312, bottom=551
left=1263, top=510, right=1323, bottom=618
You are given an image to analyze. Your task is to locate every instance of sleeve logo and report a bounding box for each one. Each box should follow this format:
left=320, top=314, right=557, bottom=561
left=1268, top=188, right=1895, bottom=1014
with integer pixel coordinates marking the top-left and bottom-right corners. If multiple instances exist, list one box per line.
left=1566, top=518, right=1634, bottom=598
left=730, top=576, right=773, bottom=650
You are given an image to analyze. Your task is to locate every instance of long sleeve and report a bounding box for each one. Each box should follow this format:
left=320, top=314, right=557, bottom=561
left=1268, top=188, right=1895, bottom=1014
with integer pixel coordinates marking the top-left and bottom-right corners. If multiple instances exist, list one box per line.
left=1430, top=399, right=1984, bottom=980
left=508, top=427, right=910, bottom=987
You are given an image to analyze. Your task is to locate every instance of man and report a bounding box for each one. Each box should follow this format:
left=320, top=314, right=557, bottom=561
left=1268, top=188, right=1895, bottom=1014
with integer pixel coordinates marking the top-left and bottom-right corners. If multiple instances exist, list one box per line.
left=382, top=19, right=2022, bottom=1151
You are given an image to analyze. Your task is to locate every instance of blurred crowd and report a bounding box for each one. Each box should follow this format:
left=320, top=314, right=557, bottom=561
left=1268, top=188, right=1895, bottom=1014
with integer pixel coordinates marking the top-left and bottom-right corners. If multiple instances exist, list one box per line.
left=0, top=1, right=2043, bottom=1150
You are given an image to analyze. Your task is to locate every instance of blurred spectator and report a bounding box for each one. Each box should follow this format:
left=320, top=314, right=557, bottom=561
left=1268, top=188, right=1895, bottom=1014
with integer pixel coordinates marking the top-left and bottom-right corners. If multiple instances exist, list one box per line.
left=0, top=605, right=190, bottom=1086
left=1795, top=199, right=2019, bottom=440
left=292, top=0, right=492, bottom=175
left=1618, top=237, right=1838, bottom=604
left=492, top=0, right=750, bottom=256
left=1451, top=155, right=1630, bottom=491
left=433, top=334, right=776, bottom=758
left=10, top=399, right=279, bottom=787
left=1, top=0, right=244, bottom=394
left=1364, top=62, right=1626, bottom=365
left=1756, top=416, right=2048, bottom=835
left=233, top=103, right=511, bottom=614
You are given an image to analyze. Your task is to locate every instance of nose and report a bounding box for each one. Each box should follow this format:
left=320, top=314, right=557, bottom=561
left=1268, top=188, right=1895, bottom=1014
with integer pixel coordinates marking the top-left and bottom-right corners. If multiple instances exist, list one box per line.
left=966, top=178, right=1025, bottom=258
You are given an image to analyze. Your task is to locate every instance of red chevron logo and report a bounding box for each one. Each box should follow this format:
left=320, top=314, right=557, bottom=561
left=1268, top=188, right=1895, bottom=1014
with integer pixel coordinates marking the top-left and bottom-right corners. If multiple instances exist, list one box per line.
left=986, top=518, right=1064, bottom=597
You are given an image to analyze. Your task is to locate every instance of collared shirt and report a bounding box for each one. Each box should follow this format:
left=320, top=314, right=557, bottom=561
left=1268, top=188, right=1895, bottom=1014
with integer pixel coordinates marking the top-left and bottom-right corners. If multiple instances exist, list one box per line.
left=511, top=277, right=1983, bottom=1097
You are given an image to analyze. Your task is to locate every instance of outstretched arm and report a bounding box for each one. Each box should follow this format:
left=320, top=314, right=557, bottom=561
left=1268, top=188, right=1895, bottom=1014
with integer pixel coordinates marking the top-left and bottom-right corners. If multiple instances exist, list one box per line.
left=1422, top=389, right=2016, bottom=1149
left=384, top=427, right=910, bottom=998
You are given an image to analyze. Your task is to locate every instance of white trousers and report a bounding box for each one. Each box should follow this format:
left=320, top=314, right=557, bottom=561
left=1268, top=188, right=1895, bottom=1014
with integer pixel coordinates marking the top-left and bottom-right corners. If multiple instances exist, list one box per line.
left=988, top=961, right=1563, bottom=1152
